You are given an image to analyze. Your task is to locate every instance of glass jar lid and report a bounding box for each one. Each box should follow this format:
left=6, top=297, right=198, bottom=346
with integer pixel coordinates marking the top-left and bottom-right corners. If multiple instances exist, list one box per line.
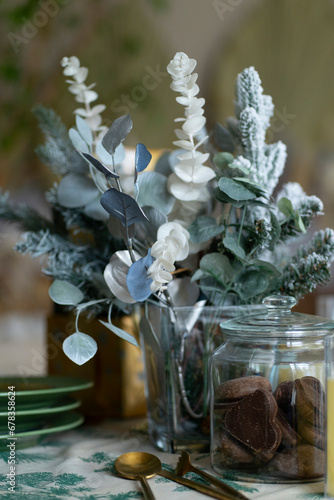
left=220, top=295, right=334, bottom=339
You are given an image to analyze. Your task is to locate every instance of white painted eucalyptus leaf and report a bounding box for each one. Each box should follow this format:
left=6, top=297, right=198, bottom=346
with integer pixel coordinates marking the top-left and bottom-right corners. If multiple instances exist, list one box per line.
left=104, top=250, right=139, bottom=304
left=57, top=173, right=99, bottom=208
left=75, top=115, right=93, bottom=146
left=49, top=280, right=84, bottom=305
left=69, top=128, right=90, bottom=153
left=96, top=140, right=125, bottom=166
left=63, top=332, right=97, bottom=365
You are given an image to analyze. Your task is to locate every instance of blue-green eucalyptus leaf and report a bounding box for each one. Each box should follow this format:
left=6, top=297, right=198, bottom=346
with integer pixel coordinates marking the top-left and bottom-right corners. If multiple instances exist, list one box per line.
left=137, top=171, right=174, bottom=215
left=57, top=173, right=99, bottom=208
left=218, top=177, right=257, bottom=201
left=126, top=250, right=153, bottom=302
left=200, top=253, right=234, bottom=285
left=75, top=115, right=93, bottom=146
left=49, top=280, right=84, bottom=305
left=82, top=152, right=119, bottom=180
left=188, top=216, right=223, bottom=243
left=135, top=143, right=152, bottom=173
left=102, top=114, right=133, bottom=155
left=101, top=188, right=149, bottom=227
left=100, top=319, right=139, bottom=347
left=63, top=332, right=97, bottom=365
left=223, top=236, right=246, bottom=260
left=69, top=128, right=90, bottom=153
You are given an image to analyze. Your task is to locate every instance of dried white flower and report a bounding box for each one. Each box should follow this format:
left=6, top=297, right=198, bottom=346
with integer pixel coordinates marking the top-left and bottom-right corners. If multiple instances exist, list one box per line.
left=61, top=56, right=106, bottom=135
left=166, top=52, right=215, bottom=211
left=148, top=222, right=190, bottom=294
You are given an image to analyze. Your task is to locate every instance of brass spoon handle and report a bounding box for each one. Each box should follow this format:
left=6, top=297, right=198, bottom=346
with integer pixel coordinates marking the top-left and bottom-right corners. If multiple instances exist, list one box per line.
left=189, top=465, right=249, bottom=500
left=138, top=475, right=155, bottom=500
left=158, top=470, right=236, bottom=500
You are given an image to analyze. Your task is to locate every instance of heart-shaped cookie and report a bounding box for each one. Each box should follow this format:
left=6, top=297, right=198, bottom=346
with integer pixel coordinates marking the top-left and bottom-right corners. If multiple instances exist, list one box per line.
left=224, top=389, right=282, bottom=461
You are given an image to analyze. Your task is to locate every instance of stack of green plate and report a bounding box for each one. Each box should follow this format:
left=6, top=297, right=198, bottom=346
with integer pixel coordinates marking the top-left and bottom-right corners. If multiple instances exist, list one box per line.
left=0, top=376, right=93, bottom=449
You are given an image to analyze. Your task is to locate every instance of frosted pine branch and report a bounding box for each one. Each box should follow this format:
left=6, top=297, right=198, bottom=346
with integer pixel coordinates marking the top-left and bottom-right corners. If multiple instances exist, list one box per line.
left=280, top=253, right=330, bottom=300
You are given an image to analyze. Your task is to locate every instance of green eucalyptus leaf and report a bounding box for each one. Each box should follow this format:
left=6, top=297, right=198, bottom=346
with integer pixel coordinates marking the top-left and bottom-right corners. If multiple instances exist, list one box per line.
left=278, top=197, right=294, bottom=217
left=188, top=216, right=223, bottom=243
left=223, top=236, right=246, bottom=260
left=234, top=177, right=268, bottom=198
left=214, top=187, right=244, bottom=208
left=63, top=332, right=97, bottom=365
left=236, top=270, right=269, bottom=300
left=294, top=211, right=306, bottom=233
left=200, top=253, right=234, bottom=285
left=49, top=280, right=84, bottom=305
left=57, top=173, right=99, bottom=208
left=249, top=259, right=281, bottom=277
left=137, top=171, right=174, bottom=215
left=213, top=152, right=235, bottom=170
left=68, top=128, right=90, bottom=153
left=218, top=178, right=257, bottom=202
left=75, top=115, right=93, bottom=146
left=100, top=319, right=139, bottom=347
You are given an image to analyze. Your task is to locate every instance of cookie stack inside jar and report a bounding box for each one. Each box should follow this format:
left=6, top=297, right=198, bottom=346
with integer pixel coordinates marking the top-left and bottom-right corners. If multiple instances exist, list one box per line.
left=210, top=295, right=334, bottom=482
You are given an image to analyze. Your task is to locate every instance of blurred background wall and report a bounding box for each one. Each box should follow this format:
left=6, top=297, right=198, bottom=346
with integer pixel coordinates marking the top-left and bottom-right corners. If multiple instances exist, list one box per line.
left=2, top=0, right=334, bottom=320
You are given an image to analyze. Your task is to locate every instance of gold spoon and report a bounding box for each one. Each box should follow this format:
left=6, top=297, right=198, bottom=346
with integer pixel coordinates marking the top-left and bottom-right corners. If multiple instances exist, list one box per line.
left=176, top=451, right=249, bottom=500
left=115, top=452, right=238, bottom=500
left=114, top=452, right=160, bottom=500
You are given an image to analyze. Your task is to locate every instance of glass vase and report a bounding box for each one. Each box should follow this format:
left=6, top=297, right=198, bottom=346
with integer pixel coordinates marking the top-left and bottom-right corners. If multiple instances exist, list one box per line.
left=139, top=300, right=261, bottom=453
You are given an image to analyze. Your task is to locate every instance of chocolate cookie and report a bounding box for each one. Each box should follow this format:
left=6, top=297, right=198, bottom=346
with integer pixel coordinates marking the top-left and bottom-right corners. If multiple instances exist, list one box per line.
left=216, top=376, right=272, bottom=402
left=296, top=416, right=325, bottom=450
left=219, top=430, right=257, bottom=466
left=296, top=377, right=325, bottom=428
left=276, top=409, right=299, bottom=448
left=268, top=444, right=325, bottom=479
left=224, top=389, right=282, bottom=461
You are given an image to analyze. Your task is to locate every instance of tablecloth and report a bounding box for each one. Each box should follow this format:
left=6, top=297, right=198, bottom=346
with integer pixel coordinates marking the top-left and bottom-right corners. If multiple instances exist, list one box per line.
left=0, top=417, right=325, bottom=500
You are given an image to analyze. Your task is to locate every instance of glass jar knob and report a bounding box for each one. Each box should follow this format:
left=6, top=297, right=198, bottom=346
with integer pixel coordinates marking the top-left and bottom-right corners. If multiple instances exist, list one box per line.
left=262, top=295, right=296, bottom=313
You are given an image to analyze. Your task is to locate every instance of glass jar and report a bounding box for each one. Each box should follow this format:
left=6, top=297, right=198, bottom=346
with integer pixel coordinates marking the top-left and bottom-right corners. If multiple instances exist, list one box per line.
left=210, top=295, right=334, bottom=483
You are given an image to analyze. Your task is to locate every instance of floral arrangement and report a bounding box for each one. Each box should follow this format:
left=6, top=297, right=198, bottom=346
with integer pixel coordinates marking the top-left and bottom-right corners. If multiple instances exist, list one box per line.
left=1, top=52, right=334, bottom=365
